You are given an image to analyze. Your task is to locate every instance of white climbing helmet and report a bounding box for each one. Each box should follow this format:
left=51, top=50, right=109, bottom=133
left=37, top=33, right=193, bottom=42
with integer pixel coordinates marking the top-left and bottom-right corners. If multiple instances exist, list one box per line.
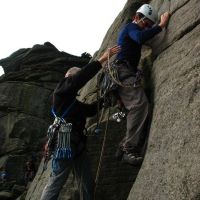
left=136, top=4, right=158, bottom=24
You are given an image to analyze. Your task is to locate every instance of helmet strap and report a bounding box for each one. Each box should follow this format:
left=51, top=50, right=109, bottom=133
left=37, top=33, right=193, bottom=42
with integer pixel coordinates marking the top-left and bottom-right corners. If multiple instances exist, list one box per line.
left=133, top=17, right=146, bottom=25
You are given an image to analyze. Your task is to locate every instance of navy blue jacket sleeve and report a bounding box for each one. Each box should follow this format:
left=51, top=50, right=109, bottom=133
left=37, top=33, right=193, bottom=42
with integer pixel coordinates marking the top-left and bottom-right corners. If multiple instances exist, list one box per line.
left=128, top=25, right=162, bottom=44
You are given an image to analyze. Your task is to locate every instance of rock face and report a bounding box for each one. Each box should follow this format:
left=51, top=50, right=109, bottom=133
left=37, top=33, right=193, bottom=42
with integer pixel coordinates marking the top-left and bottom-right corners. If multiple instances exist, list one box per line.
left=127, top=0, right=200, bottom=199
left=1, top=0, right=200, bottom=200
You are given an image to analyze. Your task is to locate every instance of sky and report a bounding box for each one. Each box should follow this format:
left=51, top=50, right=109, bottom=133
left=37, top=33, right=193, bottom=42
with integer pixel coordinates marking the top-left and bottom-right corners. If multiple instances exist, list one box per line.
left=0, top=0, right=127, bottom=75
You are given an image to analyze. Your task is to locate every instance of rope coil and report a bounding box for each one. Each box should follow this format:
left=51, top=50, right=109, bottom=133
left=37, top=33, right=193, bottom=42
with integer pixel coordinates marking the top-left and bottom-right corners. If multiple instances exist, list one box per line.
left=105, top=49, right=141, bottom=88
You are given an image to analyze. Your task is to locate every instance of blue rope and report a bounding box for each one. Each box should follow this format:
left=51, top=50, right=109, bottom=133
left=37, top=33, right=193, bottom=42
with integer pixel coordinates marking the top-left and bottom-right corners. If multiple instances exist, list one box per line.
left=52, top=147, right=73, bottom=174
left=51, top=99, right=76, bottom=119
left=52, top=157, right=60, bottom=174
left=54, top=147, right=73, bottom=160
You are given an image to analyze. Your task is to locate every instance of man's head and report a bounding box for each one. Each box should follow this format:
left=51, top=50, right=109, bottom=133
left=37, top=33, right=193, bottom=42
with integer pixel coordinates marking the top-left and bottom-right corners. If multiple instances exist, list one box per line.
left=65, top=67, right=81, bottom=77
left=134, top=4, right=158, bottom=29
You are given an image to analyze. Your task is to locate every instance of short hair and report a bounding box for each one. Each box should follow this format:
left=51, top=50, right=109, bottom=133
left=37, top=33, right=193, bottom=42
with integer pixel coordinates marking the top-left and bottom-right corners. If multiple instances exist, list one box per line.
left=136, top=12, right=145, bottom=19
left=65, top=67, right=81, bottom=77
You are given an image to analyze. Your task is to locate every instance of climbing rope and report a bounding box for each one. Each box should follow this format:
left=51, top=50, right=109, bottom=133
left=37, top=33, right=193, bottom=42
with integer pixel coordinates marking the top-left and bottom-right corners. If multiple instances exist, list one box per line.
left=94, top=47, right=140, bottom=198
left=105, top=48, right=141, bottom=88
left=94, top=106, right=110, bottom=199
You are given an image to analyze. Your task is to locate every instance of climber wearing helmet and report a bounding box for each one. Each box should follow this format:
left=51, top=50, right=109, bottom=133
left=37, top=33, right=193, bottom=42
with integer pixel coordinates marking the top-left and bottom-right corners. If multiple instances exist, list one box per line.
left=136, top=4, right=158, bottom=28
left=114, top=4, right=170, bottom=165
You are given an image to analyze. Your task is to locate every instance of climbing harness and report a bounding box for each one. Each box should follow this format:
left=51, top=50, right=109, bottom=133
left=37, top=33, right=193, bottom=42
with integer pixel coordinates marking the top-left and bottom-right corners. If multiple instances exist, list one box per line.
left=97, top=49, right=143, bottom=112
left=104, top=49, right=142, bottom=88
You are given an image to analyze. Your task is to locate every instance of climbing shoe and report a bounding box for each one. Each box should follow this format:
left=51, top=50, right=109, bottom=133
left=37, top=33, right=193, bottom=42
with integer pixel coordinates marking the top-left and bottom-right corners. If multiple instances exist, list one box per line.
left=115, top=147, right=124, bottom=161
left=122, top=153, right=143, bottom=165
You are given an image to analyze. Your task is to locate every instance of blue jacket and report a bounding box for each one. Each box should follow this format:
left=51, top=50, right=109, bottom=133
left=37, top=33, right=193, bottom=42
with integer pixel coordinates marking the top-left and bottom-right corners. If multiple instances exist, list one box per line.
left=116, top=22, right=162, bottom=71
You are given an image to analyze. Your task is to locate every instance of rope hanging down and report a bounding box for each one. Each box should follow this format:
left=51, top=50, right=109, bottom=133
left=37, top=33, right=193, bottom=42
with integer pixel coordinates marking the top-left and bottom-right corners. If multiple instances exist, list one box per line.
left=94, top=107, right=110, bottom=199
left=94, top=48, right=121, bottom=198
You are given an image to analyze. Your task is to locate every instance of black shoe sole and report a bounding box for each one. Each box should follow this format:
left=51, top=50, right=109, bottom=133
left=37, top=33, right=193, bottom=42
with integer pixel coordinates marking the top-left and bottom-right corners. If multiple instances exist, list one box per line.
left=122, top=157, right=143, bottom=165
left=115, top=149, right=124, bottom=161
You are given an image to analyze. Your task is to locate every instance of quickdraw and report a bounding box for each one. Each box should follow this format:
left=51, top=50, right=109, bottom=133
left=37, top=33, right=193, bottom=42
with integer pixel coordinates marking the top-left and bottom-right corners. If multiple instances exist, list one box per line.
left=53, top=118, right=72, bottom=160
left=42, top=100, right=76, bottom=173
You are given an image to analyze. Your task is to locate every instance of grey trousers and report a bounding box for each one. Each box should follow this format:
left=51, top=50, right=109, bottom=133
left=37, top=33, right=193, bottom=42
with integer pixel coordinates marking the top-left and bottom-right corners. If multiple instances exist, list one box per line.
left=117, top=65, right=149, bottom=153
left=40, top=151, right=94, bottom=200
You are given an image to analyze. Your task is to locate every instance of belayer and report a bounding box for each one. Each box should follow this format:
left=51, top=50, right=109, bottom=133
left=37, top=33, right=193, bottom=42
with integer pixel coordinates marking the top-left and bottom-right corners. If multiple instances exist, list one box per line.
left=40, top=45, right=120, bottom=200
left=111, top=4, right=171, bottom=164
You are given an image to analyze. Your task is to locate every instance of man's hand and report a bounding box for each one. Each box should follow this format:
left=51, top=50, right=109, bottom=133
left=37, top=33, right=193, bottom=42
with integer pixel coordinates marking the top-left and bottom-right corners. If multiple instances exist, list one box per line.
left=97, top=45, right=121, bottom=64
left=159, top=12, right=171, bottom=28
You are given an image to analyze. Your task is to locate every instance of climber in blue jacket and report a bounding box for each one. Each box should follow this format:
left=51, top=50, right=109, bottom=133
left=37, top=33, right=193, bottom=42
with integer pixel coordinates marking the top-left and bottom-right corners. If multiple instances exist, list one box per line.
left=114, top=4, right=170, bottom=165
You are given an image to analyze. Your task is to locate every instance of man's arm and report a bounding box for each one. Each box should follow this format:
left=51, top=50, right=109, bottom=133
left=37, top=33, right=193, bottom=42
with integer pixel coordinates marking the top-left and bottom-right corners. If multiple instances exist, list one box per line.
left=53, top=61, right=101, bottom=97
left=129, top=12, right=171, bottom=44
left=59, top=45, right=120, bottom=94
left=129, top=25, right=162, bottom=44
left=70, top=60, right=102, bottom=92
